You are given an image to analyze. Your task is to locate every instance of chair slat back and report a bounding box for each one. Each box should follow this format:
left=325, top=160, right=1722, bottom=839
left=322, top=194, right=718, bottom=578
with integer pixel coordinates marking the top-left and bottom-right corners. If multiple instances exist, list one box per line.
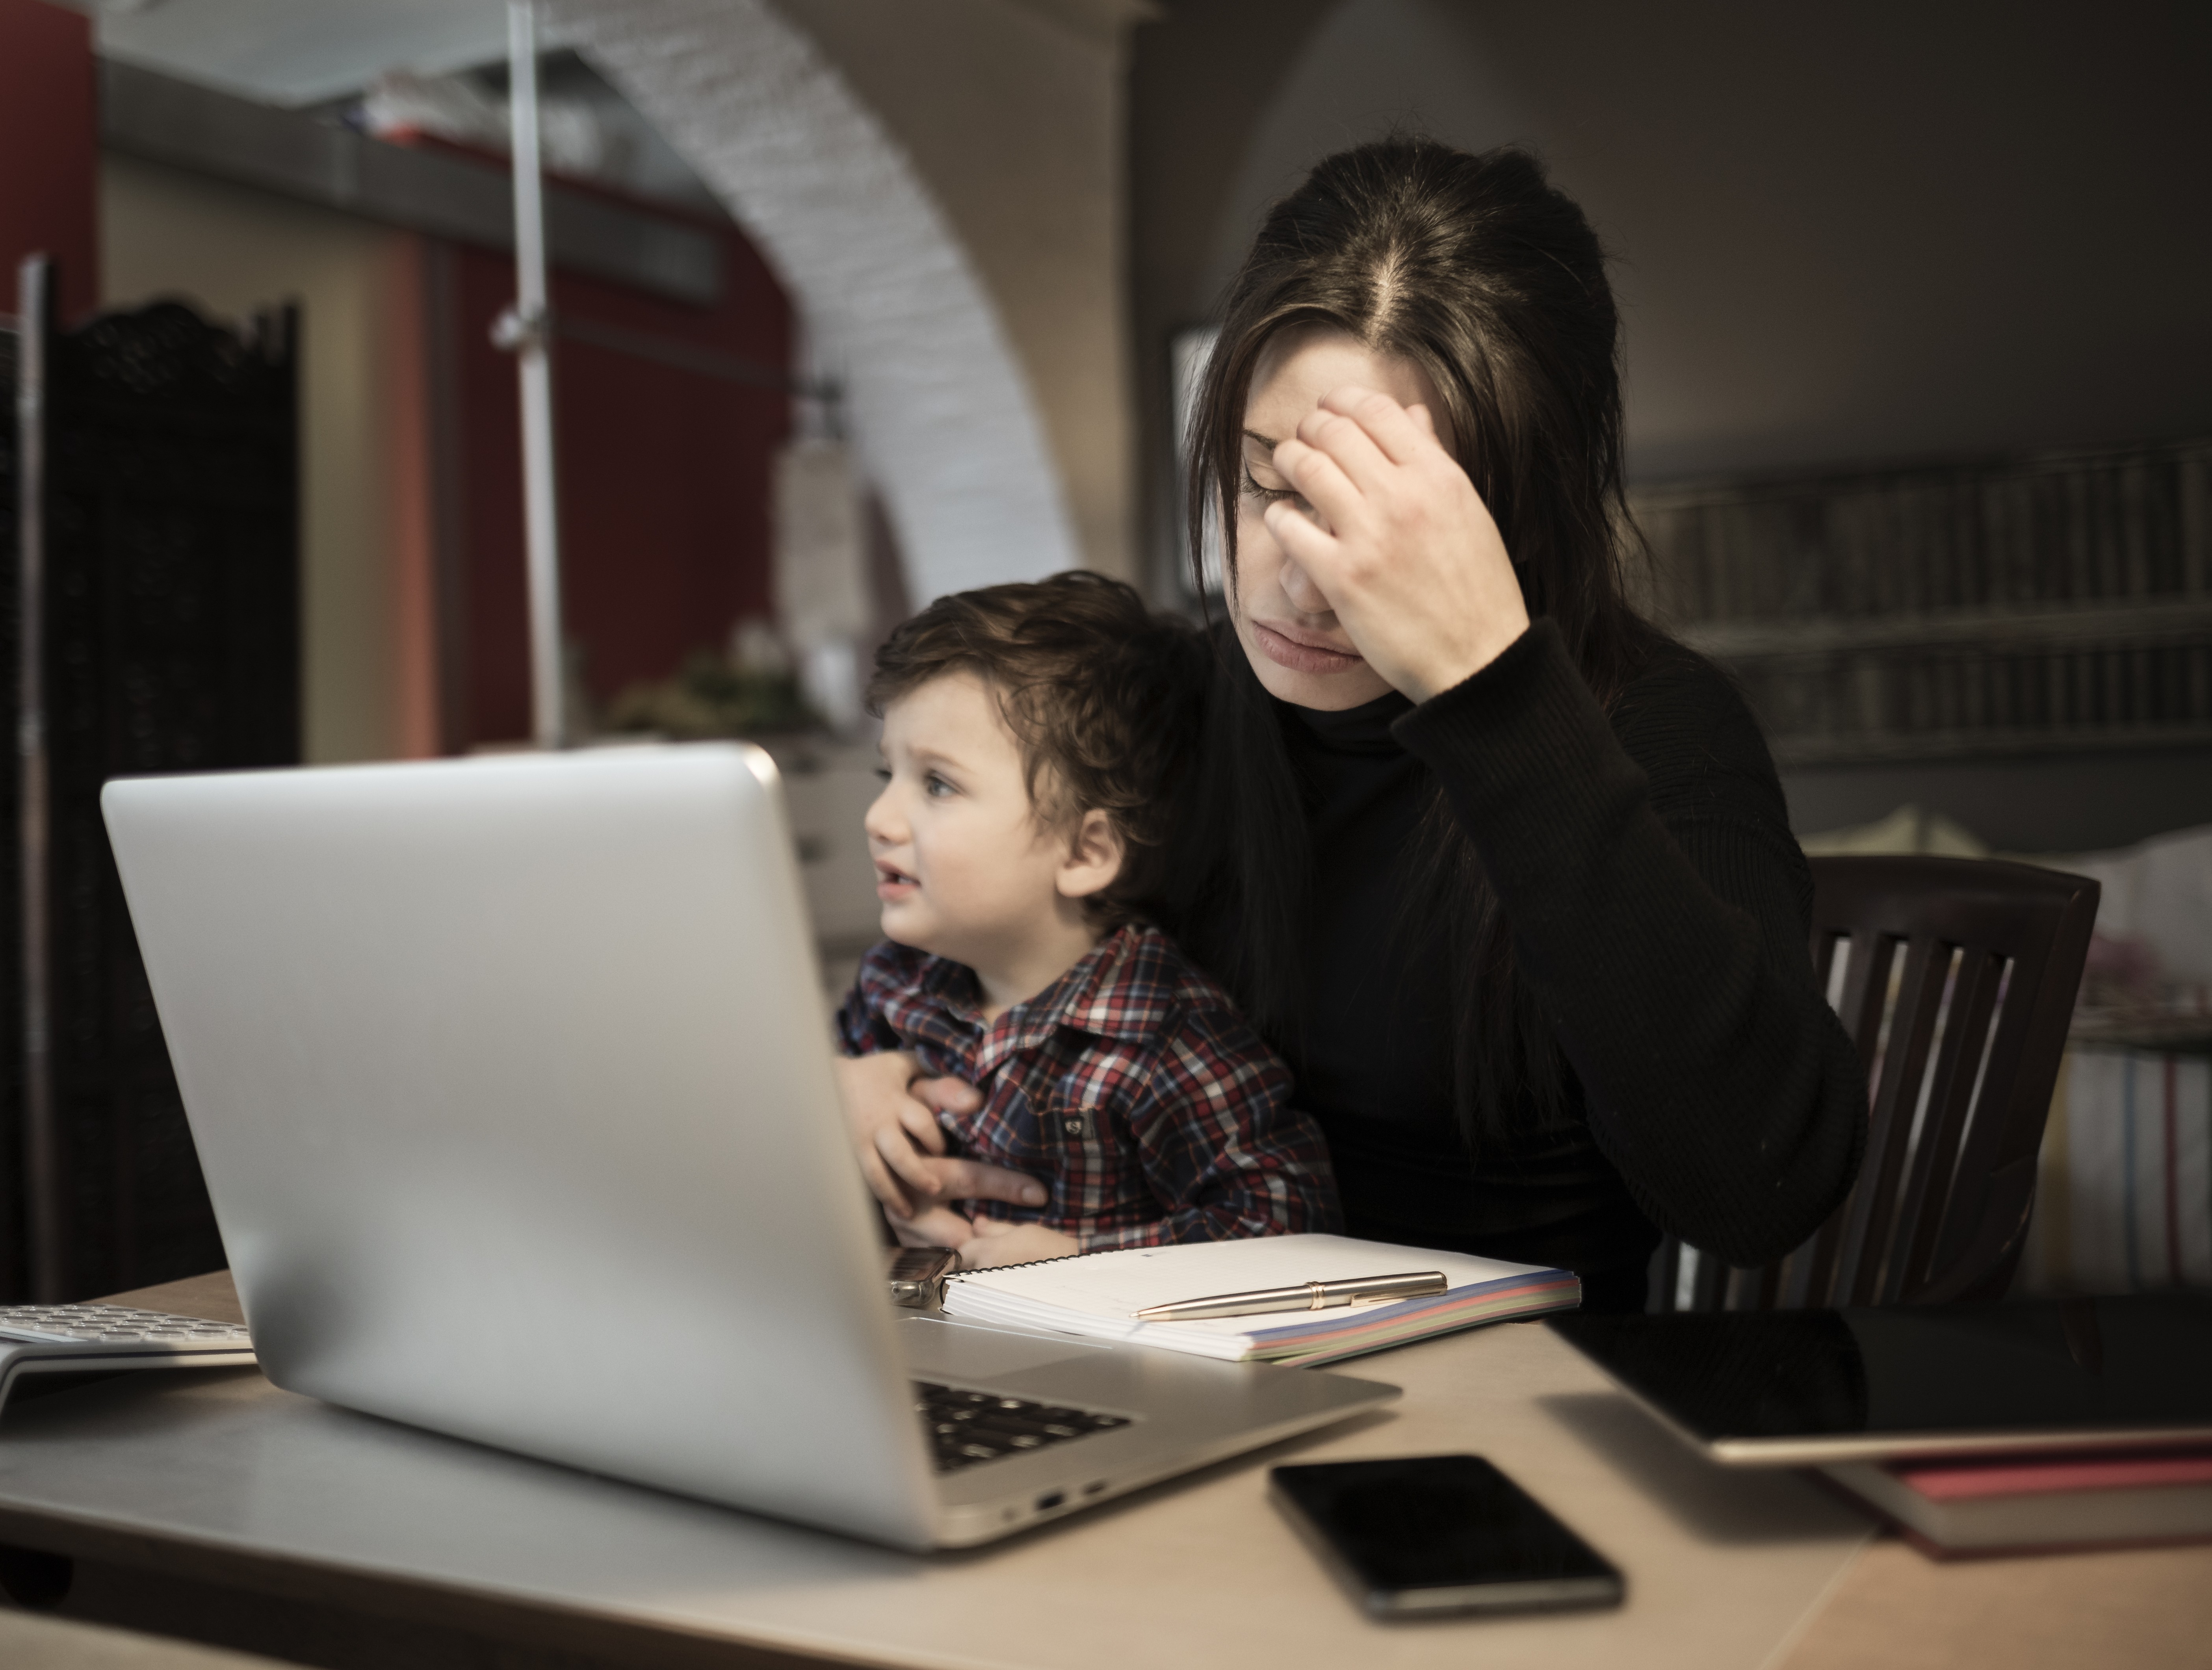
left=1652, top=855, right=2098, bottom=1312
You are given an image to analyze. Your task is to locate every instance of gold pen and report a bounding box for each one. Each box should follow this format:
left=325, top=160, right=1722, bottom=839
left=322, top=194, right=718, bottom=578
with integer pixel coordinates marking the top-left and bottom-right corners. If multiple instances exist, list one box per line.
left=1132, top=1271, right=1447, bottom=1321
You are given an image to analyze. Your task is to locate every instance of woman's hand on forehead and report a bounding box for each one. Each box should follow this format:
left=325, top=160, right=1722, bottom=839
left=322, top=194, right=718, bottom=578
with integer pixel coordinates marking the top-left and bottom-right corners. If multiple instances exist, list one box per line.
left=1265, top=385, right=1530, bottom=701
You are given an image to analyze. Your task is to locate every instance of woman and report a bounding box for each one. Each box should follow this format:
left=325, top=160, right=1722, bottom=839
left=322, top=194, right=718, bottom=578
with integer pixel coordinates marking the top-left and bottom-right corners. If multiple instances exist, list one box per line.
left=842, top=139, right=1865, bottom=1312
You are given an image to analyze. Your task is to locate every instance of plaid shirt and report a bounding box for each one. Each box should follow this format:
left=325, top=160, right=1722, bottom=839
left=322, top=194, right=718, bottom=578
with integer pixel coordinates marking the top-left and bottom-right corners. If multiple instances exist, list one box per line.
left=835, top=925, right=1340, bottom=1251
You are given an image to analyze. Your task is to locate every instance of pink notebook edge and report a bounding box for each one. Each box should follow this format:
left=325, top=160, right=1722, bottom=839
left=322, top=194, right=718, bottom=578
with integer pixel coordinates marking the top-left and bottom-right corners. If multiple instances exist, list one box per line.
left=1890, top=1449, right=2212, bottom=1502
left=1811, top=1472, right=2212, bottom=1561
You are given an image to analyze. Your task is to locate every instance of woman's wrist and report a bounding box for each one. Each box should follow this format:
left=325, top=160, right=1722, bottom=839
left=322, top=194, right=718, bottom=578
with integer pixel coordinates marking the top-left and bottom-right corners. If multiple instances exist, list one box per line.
left=1396, top=616, right=1570, bottom=729
left=1398, top=610, right=1532, bottom=703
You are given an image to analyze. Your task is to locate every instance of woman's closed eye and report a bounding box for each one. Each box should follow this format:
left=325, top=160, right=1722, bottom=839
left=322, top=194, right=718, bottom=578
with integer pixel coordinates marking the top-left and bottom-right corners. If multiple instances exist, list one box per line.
left=1241, top=467, right=1302, bottom=507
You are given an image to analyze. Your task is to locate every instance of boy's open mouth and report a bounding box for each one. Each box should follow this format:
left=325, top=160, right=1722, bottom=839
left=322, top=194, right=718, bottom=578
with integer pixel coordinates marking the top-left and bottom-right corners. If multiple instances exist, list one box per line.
left=874, top=861, right=919, bottom=901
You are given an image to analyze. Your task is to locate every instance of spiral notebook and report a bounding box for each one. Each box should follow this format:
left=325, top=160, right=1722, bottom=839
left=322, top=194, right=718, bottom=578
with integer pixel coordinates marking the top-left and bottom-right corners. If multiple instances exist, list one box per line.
left=940, top=1233, right=1581, bottom=1367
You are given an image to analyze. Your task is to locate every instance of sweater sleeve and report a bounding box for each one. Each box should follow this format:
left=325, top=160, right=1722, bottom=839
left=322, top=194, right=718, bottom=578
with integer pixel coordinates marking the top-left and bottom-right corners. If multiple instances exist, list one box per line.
left=1076, top=1009, right=1344, bottom=1253
left=1391, top=621, right=1865, bottom=1266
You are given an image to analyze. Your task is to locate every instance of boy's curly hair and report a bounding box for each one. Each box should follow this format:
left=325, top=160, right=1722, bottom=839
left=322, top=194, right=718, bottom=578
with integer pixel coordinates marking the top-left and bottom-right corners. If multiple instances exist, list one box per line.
left=867, top=571, right=1209, bottom=927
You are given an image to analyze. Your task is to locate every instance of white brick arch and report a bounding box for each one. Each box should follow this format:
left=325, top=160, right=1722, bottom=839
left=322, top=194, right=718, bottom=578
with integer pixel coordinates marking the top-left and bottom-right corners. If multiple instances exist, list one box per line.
left=551, top=0, right=1080, bottom=603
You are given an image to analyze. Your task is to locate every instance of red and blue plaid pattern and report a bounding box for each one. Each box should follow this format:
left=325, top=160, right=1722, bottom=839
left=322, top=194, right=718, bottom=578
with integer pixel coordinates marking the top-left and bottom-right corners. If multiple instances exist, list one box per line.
left=836, top=925, right=1341, bottom=1250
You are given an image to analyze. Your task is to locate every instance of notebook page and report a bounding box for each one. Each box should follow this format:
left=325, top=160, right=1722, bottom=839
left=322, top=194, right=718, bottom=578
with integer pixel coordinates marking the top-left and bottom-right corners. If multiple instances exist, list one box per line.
left=943, top=1232, right=1555, bottom=1353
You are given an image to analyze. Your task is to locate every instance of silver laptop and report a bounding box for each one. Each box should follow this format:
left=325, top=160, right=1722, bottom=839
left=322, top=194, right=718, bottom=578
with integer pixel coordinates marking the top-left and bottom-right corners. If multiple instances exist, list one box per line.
left=101, top=744, right=1395, bottom=1549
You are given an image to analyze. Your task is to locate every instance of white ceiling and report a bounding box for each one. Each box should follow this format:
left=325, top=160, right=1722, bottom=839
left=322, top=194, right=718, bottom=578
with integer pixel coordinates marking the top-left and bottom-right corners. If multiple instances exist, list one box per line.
left=84, top=0, right=565, bottom=106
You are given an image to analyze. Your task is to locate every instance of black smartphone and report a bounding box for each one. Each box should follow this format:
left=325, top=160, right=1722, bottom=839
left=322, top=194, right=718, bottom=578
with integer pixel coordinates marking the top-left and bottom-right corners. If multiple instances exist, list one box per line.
left=1270, top=1455, right=1624, bottom=1619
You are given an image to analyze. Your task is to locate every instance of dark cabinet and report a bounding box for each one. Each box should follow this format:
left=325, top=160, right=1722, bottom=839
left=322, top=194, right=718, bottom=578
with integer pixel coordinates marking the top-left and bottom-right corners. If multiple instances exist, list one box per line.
left=2, top=273, right=299, bottom=1301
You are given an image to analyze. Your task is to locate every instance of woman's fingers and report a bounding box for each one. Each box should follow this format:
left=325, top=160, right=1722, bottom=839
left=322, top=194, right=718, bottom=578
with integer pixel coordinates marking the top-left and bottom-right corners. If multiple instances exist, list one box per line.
left=1276, top=385, right=1438, bottom=546
left=1295, top=397, right=1399, bottom=493
left=830, top=1053, right=985, bottom=1219
left=1270, top=436, right=1361, bottom=536
left=837, top=1051, right=928, bottom=1214
left=1253, top=380, right=1528, bottom=701
left=1261, top=496, right=1346, bottom=594
left=910, top=1074, right=984, bottom=1117
left=874, top=1122, right=949, bottom=1199
left=895, top=1096, right=948, bottom=1154
left=923, top=1156, right=1049, bottom=1208
left=1319, top=384, right=1440, bottom=468
left=856, top=1145, right=916, bottom=1219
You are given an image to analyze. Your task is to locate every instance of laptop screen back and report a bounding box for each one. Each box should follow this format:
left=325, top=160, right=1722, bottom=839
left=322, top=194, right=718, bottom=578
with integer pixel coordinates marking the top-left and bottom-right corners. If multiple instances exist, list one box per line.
left=102, top=745, right=938, bottom=1545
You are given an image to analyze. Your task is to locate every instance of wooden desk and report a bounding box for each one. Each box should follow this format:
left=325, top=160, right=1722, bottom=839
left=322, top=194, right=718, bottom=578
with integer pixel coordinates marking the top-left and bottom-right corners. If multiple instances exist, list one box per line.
left=0, top=1273, right=2204, bottom=1670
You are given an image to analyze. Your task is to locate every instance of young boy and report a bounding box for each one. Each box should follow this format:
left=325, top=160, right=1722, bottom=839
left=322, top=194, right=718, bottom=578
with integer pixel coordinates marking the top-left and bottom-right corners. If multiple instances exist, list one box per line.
left=835, top=571, right=1339, bottom=1269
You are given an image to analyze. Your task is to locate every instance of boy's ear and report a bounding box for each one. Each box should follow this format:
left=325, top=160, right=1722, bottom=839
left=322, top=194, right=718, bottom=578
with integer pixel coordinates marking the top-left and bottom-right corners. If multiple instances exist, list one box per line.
left=1055, top=809, right=1126, bottom=903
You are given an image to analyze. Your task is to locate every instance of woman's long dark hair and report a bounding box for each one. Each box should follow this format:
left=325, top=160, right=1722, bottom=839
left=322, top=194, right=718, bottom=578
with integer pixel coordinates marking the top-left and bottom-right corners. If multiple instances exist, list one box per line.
left=1169, top=138, right=1653, bottom=1148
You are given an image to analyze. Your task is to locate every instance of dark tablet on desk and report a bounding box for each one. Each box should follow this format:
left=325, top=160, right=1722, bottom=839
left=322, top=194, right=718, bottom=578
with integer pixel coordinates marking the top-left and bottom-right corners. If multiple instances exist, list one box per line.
left=1547, top=1292, right=2212, bottom=1466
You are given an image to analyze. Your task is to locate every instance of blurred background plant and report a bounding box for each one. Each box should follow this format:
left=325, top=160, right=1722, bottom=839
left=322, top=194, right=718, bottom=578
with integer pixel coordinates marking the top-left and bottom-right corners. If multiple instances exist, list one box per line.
left=603, top=618, right=819, bottom=739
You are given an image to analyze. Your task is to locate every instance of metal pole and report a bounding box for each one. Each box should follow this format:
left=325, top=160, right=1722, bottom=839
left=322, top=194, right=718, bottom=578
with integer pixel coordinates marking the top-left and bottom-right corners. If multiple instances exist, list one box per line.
left=500, top=0, right=566, bottom=749
left=15, top=254, right=61, bottom=1300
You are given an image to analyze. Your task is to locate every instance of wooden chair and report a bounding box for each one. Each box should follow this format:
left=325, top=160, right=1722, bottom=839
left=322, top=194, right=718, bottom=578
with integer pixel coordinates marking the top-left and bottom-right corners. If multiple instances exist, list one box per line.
left=1650, top=855, right=2100, bottom=1313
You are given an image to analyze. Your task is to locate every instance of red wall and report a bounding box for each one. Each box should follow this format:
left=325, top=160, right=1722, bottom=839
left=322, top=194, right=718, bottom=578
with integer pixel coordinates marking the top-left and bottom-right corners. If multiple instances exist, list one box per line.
left=450, top=218, right=792, bottom=746
left=0, top=0, right=98, bottom=321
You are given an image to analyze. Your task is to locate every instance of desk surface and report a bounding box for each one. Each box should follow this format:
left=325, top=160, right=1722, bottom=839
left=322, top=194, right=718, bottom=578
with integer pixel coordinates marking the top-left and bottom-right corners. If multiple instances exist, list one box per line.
left=0, top=1607, right=286, bottom=1670
left=0, top=1273, right=2205, bottom=1670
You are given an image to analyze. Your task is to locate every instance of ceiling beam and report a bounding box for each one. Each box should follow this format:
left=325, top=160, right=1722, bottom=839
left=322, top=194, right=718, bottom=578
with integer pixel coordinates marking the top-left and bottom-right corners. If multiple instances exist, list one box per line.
left=100, top=59, right=723, bottom=306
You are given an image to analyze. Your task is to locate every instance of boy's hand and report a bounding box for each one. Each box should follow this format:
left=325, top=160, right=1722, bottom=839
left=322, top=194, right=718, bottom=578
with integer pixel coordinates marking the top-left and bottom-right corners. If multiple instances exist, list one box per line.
left=834, top=1051, right=1048, bottom=1218
left=959, top=1220, right=1080, bottom=1269
left=884, top=1203, right=979, bottom=1249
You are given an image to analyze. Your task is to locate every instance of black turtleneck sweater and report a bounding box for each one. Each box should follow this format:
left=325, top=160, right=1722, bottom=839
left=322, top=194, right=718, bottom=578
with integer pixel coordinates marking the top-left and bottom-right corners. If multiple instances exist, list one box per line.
left=1263, top=622, right=1865, bottom=1314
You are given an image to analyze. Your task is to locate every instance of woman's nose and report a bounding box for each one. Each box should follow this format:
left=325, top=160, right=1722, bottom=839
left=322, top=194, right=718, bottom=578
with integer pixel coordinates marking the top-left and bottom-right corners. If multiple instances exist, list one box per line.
left=1278, top=553, right=1333, bottom=617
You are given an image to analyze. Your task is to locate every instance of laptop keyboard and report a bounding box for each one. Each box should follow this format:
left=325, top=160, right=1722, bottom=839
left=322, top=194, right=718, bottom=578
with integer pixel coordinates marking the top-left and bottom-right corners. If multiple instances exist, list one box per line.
left=914, top=1381, right=1131, bottom=1473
